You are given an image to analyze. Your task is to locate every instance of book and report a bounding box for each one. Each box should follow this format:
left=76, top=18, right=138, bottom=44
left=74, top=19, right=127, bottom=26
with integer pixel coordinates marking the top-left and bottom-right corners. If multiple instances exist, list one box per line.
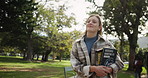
left=96, top=48, right=117, bottom=66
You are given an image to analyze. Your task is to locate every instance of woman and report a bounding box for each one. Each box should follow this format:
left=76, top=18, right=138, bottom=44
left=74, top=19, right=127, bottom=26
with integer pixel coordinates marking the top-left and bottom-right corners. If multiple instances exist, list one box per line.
left=70, top=14, right=124, bottom=78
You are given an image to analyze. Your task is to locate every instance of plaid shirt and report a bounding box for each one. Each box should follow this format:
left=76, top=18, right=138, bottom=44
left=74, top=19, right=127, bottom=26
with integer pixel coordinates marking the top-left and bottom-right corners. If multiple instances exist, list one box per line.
left=70, top=35, right=124, bottom=78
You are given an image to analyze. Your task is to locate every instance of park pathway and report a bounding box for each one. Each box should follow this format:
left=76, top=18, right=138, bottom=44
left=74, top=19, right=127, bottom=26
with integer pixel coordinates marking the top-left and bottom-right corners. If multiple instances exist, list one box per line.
left=141, top=74, right=147, bottom=78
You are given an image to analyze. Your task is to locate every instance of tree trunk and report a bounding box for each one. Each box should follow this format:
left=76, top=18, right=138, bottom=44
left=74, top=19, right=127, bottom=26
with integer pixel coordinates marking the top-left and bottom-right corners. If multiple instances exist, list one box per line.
left=127, top=35, right=137, bottom=71
left=26, top=34, right=33, bottom=61
left=59, top=52, right=62, bottom=62
left=119, top=33, right=124, bottom=60
left=23, top=51, right=27, bottom=60
left=52, top=51, right=55, bottom=60
left=42, top=53, right=45, bottom=61
left=127, top=45, right=136, bottom=71
left=37, top=54, right=39, bottom=60
left=43, top=48, right=52, bottom=61
left=32, top=53, right=35, bottom=60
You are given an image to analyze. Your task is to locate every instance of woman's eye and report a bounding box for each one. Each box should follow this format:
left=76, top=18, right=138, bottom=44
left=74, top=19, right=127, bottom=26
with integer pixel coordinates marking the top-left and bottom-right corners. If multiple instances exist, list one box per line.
left=87, top=20, right=90, bottom=23
left=93, top=21, right=96, bottom=23
left=87, top=20, right=97, bottom=23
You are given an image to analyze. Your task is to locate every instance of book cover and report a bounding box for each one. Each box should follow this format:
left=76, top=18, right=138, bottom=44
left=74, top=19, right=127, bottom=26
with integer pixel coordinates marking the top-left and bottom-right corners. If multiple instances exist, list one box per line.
left=96, top=48, right=117, bottom=66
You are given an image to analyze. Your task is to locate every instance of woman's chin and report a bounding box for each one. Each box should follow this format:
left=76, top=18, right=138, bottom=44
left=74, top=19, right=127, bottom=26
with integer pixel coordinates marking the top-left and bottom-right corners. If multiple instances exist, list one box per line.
left=87, top=29, right=96, bottom=33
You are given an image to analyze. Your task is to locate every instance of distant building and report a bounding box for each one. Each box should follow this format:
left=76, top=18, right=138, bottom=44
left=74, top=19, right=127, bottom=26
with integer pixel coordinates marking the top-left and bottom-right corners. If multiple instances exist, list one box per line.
left=138, top=37, right=148, bottom=48
left=109, top=37, right=148, bottom=48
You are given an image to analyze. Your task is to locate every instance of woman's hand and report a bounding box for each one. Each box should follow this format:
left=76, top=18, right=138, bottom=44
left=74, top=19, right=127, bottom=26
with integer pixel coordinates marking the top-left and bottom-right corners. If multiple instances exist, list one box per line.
left=90, top=66, right=112, bottom=77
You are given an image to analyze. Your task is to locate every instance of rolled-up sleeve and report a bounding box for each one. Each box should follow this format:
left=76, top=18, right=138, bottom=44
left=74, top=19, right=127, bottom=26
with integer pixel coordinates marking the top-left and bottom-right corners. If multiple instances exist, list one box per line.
left=110, top=53, right=124, bottom=73
left=70, top=42, right=91, bottom=78
left=107, top=40, right=124, bottom=74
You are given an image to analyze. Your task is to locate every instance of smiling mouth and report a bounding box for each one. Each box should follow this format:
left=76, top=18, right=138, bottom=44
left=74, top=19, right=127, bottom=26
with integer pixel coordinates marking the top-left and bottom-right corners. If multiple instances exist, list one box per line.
left=88, top=26, right=93, bottom=27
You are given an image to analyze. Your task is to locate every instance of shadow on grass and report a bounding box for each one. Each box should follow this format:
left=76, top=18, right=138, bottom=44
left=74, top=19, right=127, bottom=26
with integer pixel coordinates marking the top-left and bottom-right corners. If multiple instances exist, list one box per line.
left=0, top=56, right=56, bottom=64
left=0, top=71, right=51, bottom=78
left=117, top=70, right=134, bottom=78
left=0, top=56, right=70, bottom=64
left=0, top=56, right=29, bottom=63
left=0, top=67, right=65, bottom=78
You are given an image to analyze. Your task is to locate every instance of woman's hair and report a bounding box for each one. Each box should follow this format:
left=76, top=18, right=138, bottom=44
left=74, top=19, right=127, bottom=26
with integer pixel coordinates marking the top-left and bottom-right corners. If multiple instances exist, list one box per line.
left=85, top=14, right=102, bottom=35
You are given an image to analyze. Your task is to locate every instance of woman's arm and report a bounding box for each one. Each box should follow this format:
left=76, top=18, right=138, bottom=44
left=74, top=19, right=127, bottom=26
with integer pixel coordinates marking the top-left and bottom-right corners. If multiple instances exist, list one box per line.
left=105, top=40, right=124, bottom=74
left=70, top=42, right=91, bottom=78
left=108, top=52, right=124, bottom=73
left=90, top=65, right=112, bottom=77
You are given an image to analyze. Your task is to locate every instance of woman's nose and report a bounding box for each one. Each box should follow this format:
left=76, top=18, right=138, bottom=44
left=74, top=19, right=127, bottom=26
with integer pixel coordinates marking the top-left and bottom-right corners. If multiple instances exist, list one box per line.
left=88, top=21, right=93, bottom=24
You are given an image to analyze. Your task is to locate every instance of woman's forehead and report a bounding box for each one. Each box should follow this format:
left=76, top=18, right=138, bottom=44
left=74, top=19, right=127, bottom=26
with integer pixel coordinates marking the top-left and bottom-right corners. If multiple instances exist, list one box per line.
left=87, top=16, right=99, bottom=21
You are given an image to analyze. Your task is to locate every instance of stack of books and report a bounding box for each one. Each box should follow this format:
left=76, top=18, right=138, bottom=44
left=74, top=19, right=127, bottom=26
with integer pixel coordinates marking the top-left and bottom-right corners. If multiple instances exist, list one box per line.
left=96, top=48, right=117, bottom=66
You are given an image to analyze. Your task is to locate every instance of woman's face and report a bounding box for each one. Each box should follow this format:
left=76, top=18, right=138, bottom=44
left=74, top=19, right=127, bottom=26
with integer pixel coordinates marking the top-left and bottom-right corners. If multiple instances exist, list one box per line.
left=86, top=16, right=100, bottom=33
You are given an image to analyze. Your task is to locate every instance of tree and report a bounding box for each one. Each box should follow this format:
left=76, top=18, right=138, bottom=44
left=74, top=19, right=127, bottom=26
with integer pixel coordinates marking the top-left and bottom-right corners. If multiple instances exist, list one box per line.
left=19, top=0, right=38, bottom=61
left=35, top=1, right=77, bottom=61
left=87, top=0, right=147, bottom=70
left=53, top=30, right=82, bottom=61
left=0, top=0, right=38, bottom=61
left=113, top=40, right=130, bottom=61
left=0, top=0, right=77, bottom=62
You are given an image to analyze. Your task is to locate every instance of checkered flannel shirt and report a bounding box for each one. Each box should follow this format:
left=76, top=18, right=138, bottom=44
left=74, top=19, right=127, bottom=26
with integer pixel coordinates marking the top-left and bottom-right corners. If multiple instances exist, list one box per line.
left=70, top=35, right=124, bottom=78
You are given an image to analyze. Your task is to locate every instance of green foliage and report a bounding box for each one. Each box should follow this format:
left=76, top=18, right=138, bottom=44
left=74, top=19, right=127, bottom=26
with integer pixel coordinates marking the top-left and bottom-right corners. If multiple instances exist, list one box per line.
left=0, top=0, right=38, bottom=44
left=33, top=2, right=78, bottom=61
left=0, top=0, right=38, bottom=33
left=113, top=40, right=130, bottom=61
left=102, top=0, right=147, bottom=38
left=141, top=48, right=148, bottom=52
left=0, top=0, right=39, bottom=61
left=0, top=0, right=78, bottom=61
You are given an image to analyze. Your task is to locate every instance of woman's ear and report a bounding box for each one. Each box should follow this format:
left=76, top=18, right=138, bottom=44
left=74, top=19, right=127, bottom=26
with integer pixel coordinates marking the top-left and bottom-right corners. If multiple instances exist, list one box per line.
left=99, top=25, right=102, bottom=31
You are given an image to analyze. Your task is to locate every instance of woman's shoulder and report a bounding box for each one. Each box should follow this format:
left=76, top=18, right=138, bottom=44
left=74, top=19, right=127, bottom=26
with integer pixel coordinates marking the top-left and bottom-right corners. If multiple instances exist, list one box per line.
left=98, top=35, right=109, bottom=42
left=98, top=35, right=115, bottom=48
left=99, top=35, right=114, bottom=42
left=74, top=39, right=81, bottom=43
left=73, top=35, right=85, bottom=43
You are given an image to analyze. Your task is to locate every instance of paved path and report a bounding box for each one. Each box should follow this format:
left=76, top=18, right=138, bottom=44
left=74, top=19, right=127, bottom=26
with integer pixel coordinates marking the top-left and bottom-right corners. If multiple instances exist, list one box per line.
left=69, top=76, right=75, bottom=78
left=141, top=74, right=147, bottom=78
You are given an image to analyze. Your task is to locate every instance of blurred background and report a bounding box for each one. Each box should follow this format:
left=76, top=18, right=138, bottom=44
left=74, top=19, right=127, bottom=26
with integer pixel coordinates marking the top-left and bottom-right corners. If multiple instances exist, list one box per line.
left=0, top=0, right=147, bottom=78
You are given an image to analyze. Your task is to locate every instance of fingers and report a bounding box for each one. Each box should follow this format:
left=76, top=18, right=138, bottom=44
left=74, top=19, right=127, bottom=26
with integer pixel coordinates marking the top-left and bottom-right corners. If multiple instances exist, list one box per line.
left=102, top=66, right=112, bottom=73
left=95, top=68, right=107, bottom=77
left=94, top=66, right=112, bottom=77
left=96, top=71, right=107, bottom=77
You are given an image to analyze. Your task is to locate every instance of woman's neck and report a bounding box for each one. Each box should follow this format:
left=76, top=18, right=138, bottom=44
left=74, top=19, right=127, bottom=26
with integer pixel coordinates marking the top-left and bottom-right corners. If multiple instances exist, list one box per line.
left=86, top=32, right=97, bottom=38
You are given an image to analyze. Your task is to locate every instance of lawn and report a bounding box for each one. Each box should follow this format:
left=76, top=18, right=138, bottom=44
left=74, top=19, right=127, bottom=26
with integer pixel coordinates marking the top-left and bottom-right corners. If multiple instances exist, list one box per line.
left=0, top=56, right=71, bottom=78
left=117, top=64, right=147, bottom=78
left=0, top=56, right=147, bottom=78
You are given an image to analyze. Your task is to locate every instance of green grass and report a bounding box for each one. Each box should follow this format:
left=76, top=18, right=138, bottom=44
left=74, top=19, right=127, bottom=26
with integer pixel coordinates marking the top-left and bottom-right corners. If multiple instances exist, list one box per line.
left=117, top=64, right=134, bottom=78
left=0, top=56, right=71, bottom=78
left=117, top=63, right=147, bottom=78
left=0, top=56, right=147, bottom=78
